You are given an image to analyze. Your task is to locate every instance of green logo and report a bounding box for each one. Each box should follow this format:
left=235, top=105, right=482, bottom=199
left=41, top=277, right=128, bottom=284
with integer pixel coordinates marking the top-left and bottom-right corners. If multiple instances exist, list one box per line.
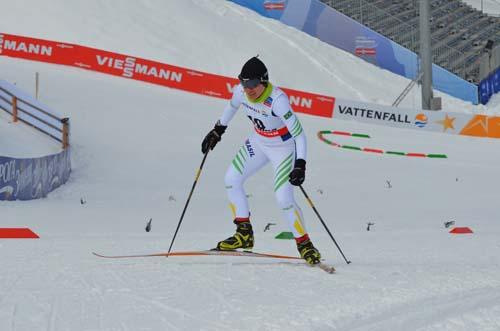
left=284, top=111, right=293, bottom=120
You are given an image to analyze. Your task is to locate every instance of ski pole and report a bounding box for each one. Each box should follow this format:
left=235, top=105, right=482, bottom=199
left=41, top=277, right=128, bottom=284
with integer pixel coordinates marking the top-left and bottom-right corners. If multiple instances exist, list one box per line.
left=167, top=151, right=209, bottom=256
left=299, top=185, right=351, bottom=264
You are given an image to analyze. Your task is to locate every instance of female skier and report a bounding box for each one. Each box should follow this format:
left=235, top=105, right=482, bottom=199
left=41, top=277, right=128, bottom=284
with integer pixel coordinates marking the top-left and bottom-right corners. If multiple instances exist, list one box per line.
left=201, top=56, right=321, bottom=265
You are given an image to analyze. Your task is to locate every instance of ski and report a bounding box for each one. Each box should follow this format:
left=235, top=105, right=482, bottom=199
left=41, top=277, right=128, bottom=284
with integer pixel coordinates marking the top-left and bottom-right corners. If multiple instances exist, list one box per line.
left=92, top=250, right=335, bottom=273
left=92, top=249, right=303, bottom=260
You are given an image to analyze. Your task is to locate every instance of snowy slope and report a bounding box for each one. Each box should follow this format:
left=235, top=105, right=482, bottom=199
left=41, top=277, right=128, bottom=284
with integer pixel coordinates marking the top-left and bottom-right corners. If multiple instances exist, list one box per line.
left=1, top=1, right=500, bottom=330
left=1, top=0, right=499, bottom=114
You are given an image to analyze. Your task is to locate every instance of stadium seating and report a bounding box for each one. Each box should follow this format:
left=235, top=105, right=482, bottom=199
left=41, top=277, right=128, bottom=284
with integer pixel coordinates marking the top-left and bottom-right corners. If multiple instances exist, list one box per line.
left=321, top=0, right=500, bottom=84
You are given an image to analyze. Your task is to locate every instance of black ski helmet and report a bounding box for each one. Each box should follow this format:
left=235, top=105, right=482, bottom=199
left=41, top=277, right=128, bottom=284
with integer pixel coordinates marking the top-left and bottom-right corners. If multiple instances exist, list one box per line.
left=238, top=56, right=268, bottom=84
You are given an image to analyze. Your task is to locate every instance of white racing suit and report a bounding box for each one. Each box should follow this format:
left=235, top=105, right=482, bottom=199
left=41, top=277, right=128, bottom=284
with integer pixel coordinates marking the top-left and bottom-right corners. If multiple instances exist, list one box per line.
left=219, top=83, right=308, bottom=239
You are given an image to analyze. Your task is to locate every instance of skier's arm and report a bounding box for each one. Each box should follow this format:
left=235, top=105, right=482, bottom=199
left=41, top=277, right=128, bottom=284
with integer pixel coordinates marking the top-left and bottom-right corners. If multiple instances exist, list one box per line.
left=274, top=94, right=307, bottom=186
left=273, top=95, right=307, bottom=161
left=219, top=85, right=244, bottom=126
left=201, top=85, right=243, bottom=153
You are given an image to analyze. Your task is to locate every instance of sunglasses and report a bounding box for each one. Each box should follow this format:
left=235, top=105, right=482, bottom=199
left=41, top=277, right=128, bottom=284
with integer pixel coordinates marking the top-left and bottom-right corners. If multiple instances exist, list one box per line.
left=239, top=78, right=262, bottom=89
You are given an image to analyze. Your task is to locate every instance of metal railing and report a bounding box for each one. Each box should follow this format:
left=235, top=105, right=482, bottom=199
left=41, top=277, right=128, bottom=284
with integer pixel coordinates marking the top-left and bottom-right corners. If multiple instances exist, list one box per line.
left=0, top=86, right=70, bottom=149
left=479, top=0, right=500, bottom=16
left=392, top=71, right=424, bottom=107
left=323, top=0, right=470, bottom=80
left=479, top=44, right=500, bottom=80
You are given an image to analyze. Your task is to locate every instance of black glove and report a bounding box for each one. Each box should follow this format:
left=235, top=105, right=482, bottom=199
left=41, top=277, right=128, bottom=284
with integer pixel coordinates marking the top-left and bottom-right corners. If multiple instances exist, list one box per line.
left=201, top=122, right=227, bottom=154
left=289, top=159, right=306, bottom=186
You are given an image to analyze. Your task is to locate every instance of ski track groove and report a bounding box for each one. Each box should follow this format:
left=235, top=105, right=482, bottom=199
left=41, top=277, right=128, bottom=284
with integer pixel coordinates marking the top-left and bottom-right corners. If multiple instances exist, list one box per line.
left=98, top=262, right=233, bottom=329
left=339, top=286, right=500, bottom=331
left=121, top=292, right=229, bottom=331
left=11, top=304, right=17, bottom=331
left=46, top=297, right=57, bottom=331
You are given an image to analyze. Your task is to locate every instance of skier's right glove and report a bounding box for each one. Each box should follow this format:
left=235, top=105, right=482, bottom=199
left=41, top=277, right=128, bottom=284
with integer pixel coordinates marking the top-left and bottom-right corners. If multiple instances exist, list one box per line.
left=201, top=121, right=227, bottom=154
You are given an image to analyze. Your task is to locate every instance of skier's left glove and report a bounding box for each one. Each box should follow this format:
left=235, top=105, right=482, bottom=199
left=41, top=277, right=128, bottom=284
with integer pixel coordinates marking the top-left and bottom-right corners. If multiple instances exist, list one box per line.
left=201, top=121, right=227, bottom=154
left=289, top=159, right=306, bottom=186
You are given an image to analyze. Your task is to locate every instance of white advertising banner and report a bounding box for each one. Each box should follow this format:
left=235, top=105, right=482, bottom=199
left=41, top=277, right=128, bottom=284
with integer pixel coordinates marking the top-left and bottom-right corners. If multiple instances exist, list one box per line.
left=333, top=98, right=500, bottom=138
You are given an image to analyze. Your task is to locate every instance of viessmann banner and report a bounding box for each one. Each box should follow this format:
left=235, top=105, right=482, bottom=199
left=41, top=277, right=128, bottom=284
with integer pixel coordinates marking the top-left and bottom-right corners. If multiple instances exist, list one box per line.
left=0, top=33, right=334, bottom=118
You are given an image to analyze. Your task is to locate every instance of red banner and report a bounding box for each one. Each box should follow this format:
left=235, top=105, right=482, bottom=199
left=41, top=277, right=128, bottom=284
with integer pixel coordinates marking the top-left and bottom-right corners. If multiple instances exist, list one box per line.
left=0, top=33, right=334, bottom=118
left=0, top=33, right=76, bottom=65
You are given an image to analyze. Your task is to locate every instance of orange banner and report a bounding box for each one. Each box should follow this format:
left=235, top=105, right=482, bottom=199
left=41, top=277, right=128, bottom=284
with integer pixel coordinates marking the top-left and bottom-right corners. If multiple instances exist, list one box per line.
left=0, top=33, right=334, bottom=118
left=460, top=115, right=500, bottom=138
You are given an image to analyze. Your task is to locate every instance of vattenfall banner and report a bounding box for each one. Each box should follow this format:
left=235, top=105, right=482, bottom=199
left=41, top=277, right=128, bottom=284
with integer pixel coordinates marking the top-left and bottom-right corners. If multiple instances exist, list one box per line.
left=0, top=149, right=71, bottom=201
left=1, top=33, right=499, bottom=138
left=333, top=98, right=500, bottom=138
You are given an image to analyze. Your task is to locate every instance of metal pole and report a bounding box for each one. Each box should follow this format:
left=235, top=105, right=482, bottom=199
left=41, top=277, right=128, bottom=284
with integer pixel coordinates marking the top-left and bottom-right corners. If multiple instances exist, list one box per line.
left=166, top=151, right=210, bottom=256
left=360, top=0, right=363, bottom=24
left=35, top=72, right=39, bottom=99
left=62, top=118, right=70, bottom=149
left=12, top=96, right=18, bottom=122
left=299, top=185, right=351, bottom=265
left=419, top=0, right=434, bottom=110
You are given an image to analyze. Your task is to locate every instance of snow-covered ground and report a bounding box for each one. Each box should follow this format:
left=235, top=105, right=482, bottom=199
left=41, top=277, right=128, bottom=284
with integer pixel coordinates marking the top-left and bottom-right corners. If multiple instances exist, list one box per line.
left=0, top=106, right=60, bottom=157
left=1, top=1, right=500, bottom=330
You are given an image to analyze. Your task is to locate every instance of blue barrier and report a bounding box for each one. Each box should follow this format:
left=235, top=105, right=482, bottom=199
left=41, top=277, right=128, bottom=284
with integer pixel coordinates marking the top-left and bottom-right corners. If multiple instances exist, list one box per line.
left=0, top=148, right=71, bottom=200
left=230, top=0, right=479, bottom=104
left=479, top=67, right=500, bottom=104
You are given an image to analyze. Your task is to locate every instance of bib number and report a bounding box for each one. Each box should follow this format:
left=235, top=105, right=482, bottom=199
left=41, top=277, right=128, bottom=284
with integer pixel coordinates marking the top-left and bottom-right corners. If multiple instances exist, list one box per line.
left=247, top=116, right=266, bottom=130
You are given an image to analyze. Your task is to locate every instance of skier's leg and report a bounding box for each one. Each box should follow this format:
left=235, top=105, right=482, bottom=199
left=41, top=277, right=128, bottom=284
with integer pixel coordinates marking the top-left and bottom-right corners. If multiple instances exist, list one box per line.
left=224, top=136, right=268, bottom=220
left=266, top=142, right=321, bottom=264
left=217, top=136, right=268, bottom=250
left=268, top=146, right=308, bottom=238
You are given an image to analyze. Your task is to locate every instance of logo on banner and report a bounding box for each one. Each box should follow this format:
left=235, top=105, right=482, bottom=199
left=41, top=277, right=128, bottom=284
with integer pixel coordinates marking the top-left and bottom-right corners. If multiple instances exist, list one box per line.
left=289, top=95, right=312, bottom=109
left=1, top=38, right=52, bottom=56
left=338, top=105, right=411, bottom=124
left=355, top=37, right=377, bottom=57
left=0, top=160, right=16, bottom=184
left=204, top=90, right=222, bottom=97
left=264, top=1, right=286, bottom=10
left=56, top=43, right=73, bottom=49
left=414, top=113, right=428, bottom=128
left=0, top=34, right=4, bottom=54
left=436, top=114, right=456, bottom=132
left=226, top=82, right=238, bottom=94
left=96, top=55, right=183, bottom=82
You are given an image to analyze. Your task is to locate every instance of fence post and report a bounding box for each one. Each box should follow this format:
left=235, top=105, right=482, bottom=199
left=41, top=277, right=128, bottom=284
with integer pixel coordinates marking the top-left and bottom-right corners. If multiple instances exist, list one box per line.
left=62, top=117, right=70, bottom=149
left=12, top=96, right=18, bottom=122
left=35, top=72, right=39, bottom=99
